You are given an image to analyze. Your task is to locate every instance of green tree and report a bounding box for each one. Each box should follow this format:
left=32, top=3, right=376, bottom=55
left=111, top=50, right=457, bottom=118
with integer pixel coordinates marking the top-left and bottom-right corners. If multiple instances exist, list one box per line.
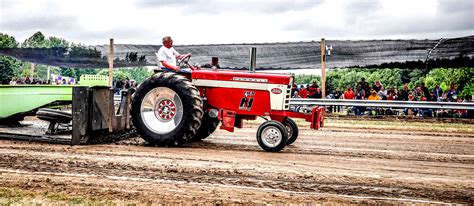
left=21, top=31, right=47, bottom=48
left=0, top=33, right=19, bottom=48
left=424, top=68, right=474, bottom=98
left=60, top=67, right=76, bottom=79
left=0, top=33, right=20, bottom=84
left=45, top=36, right=69, bottom=48
left=17, top=32, right=73, bottom=81
left=96, top=67, right=151, bottom=84
left=68, top=43, right=100, bottom=58
left=294, top=74, right=320, bottom=85
left=308, top=67, right=473, bottom=98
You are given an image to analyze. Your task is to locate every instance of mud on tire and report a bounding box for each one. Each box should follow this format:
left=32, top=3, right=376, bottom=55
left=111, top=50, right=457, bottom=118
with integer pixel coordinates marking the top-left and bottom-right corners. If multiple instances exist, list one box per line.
left=131, top=72, right=203, bottom=146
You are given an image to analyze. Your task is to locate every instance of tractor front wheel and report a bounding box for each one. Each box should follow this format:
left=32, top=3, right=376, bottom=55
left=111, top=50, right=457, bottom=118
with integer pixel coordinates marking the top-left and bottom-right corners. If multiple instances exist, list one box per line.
left=256, top=120, right=288, bottom=152
left=283, top=118, right=299, bottom=145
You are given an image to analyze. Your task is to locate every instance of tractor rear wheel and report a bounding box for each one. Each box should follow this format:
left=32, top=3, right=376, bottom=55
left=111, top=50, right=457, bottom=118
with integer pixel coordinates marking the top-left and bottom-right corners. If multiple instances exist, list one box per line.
left=283, top=118, right=299, bottom=145
left=194, top=112, right=219, bottom=140
left=256, top=120, right=288, bottom=152
left=131, top=72, right=203, bottom=146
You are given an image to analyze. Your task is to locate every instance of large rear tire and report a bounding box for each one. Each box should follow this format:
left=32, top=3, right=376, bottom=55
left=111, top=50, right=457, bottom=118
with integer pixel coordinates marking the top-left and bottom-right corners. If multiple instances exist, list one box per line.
left=131, top=72, right=203, bottom=146
left=194, top=112, right=219, bottom=140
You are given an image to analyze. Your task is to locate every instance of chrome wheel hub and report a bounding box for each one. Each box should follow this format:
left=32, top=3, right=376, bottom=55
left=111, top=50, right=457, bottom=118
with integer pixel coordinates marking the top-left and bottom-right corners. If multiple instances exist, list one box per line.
left=155, top=99, right=176, bottom=120
left=261, top=126, right=282, bottom=147
left=140, top=87, right=183, bottom=134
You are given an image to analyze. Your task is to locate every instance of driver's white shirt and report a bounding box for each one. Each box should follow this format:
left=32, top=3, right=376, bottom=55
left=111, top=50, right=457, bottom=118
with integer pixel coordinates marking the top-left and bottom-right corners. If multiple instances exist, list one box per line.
left=156, top=46, right=180, bottom=67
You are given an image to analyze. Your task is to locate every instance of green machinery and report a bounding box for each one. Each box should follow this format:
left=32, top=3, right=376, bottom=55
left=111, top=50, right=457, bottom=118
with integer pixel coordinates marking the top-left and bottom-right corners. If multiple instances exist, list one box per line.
left=0, top=85, right=74, bottom=119
left=0, top=75, right=132, bottom=145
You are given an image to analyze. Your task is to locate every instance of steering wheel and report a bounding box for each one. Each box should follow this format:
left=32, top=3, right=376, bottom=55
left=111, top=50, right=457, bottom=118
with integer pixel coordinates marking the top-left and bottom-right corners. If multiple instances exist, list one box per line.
left=177, top=54, right=191, bottom=67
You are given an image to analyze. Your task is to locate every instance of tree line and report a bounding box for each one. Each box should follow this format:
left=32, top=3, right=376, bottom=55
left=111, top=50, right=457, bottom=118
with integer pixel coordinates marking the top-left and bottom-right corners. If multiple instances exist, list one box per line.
left=0, top=32, right=151, bottom=84
left=1, top=31, right=473, bottom=97
left=295, top=67, right=473, bottom=98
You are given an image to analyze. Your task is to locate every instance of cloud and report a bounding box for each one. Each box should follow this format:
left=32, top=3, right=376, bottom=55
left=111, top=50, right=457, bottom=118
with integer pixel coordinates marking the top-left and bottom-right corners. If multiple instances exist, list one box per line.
left=342, top=0, right=382, bottom=25
left=436, top=0, right=474, bottom=31
left=438, top=0, right=473, bottom=13
left=2, top=16, right=80, bottom=31
left=134, top=0, right=322, bottom=14
left=1, top=0, right=473, bottom=45
left=282, top=0, right=474, bottom=40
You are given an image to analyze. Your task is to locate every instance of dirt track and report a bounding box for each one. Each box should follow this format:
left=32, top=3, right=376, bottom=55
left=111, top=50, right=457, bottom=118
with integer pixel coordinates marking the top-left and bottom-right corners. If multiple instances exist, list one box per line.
left=0, top=118, right=473, bottom=204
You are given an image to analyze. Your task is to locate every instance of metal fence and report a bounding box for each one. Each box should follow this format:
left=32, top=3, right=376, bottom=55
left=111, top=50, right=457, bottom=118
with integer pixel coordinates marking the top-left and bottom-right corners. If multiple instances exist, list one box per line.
left=289, top=99, right=474, bottom=110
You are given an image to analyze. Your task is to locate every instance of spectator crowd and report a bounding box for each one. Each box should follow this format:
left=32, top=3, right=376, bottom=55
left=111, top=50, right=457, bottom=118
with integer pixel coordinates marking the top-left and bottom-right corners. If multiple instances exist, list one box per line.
left=113, top=77, right=137, bottom=95
left=291, top=77, right=472, bottom=118
left=9, top=75, right=76, bottom=85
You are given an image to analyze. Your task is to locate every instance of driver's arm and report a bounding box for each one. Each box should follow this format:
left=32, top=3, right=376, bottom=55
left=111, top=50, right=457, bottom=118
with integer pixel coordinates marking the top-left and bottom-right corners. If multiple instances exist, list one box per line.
left=177, top=53, right=191, bottom=60
left=160, top=61, right=180, bottom=71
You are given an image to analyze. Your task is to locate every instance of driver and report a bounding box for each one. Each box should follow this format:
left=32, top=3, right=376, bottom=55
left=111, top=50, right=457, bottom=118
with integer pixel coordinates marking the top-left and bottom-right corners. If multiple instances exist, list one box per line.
left=156, top=36, right=191, bottom=72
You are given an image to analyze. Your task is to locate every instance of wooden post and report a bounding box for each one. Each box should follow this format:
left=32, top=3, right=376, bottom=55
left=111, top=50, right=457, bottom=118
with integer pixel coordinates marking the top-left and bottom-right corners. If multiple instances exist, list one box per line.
left=108, top=38, right=114, bottom=87
left=321, top=38, right=326, bottom=99
left=47, top=66, right=50, bottom=83
left=250, top=47, right=257, bottom=73
left=30, top=63, right=35, bottom=79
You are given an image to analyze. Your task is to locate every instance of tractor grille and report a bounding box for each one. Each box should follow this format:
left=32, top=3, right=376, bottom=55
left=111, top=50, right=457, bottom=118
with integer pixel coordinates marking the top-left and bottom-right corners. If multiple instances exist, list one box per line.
left=285, top=84, right=291, bottom=110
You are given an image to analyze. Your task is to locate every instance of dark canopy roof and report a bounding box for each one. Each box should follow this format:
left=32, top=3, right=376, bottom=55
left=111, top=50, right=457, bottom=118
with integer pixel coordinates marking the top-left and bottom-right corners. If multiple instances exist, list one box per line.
left=1, top=35, right=473, bottom=69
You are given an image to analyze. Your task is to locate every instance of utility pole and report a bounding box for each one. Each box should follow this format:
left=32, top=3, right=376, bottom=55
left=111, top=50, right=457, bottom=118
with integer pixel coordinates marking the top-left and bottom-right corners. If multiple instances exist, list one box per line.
left=320, top=38, right=326, bottom=99
left=108, top=38, right=114, bottom=87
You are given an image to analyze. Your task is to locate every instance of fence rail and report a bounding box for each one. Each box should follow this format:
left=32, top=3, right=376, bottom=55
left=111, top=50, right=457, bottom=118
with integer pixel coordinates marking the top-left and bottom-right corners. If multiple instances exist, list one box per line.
left=289, top=99, right=474, bottom=110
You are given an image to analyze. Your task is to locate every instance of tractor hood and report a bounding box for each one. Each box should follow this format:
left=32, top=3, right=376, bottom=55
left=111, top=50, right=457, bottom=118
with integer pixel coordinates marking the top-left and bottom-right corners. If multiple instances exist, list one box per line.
left=191, top=69, right=293, bottom=85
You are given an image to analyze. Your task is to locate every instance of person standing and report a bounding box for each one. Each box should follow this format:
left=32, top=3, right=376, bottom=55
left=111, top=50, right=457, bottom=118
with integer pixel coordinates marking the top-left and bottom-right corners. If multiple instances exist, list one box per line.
left=308, top=82, right=319, bottom=98
left=115, top=78, right=124, bottom=94
left=343, top=86, right=355, bottom=100
left=357, top=77, right=370, bottom=97
left=333, top=88, right=342, bottom=112
left=298, top=85, right=308, bottom=98
left=373, top=80, right=382, bottom=92
left=420, top=83, right=430, bottom=101
left=367, top=89, right=381, bottom=115
left=124, top=77, right=131, bottom=90
left=400, top=84, right=410, bottom=101
left=433, top=84, right=443, bottom=101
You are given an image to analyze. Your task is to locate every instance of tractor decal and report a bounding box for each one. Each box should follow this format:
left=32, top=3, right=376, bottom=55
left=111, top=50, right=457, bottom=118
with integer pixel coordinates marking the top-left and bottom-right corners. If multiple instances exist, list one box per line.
left=271, top=88, right=282, bottom=94
left=239, top=91, right=255, bottom=111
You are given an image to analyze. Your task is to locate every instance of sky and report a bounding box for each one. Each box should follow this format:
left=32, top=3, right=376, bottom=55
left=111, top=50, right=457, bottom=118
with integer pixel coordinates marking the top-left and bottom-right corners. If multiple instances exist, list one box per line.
left=1, top=0, right=473, bottom=46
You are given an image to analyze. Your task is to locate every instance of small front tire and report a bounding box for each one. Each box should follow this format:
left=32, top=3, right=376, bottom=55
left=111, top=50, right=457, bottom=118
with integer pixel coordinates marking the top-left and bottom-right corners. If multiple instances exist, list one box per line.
left=283, top=118, right=299, bottom=145
left=256, top=120, right=288, bottom=152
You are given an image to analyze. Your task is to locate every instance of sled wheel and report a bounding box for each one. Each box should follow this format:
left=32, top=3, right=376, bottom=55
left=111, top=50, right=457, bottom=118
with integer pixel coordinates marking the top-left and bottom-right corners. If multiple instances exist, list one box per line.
left=36, top=108, right=72, bottom=124
left=283, top=118, right=299, bottom=145
left=193, top=112, right=219, bottom=140
left=256, top=120, right=288, bottom=152
left=131, top=72, right=203, bottom=146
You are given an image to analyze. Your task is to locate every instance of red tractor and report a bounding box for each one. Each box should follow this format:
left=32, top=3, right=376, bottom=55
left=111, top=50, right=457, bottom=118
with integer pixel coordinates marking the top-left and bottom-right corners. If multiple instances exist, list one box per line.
left=131, top=55, right=324, bottom=152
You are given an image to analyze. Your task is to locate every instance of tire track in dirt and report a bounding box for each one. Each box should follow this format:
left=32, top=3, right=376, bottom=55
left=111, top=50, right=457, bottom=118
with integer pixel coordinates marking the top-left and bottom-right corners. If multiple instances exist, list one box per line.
left=0, top=120, right=473, bottom=204
left=0, top=141, right=472, bottom=204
